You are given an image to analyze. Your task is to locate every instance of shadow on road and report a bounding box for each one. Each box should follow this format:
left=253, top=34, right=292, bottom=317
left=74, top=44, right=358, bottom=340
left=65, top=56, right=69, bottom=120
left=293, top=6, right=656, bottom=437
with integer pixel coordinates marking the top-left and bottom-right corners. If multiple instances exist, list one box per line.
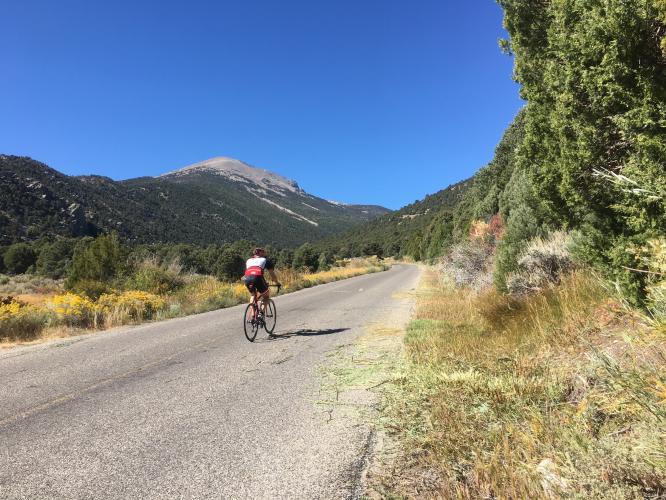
left=267, top=328, right=350, bottom=341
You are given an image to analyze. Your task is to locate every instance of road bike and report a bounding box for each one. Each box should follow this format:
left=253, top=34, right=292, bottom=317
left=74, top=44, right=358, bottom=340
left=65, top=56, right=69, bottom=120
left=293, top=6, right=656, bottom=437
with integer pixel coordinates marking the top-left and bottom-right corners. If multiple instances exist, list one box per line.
left=243, top=283, right=280, bottom=342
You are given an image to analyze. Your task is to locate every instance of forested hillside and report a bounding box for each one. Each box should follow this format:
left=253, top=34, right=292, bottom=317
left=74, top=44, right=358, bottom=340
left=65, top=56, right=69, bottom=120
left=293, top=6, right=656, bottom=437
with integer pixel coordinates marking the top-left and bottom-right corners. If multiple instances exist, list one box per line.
left=315, top=178, right=471, bottom=260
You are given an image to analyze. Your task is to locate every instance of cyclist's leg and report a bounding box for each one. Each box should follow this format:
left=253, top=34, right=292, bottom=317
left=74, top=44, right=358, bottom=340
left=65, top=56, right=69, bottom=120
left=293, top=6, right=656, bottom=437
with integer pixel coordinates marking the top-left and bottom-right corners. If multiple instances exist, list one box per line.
left=244, top=276, right=255, bottom=301
left=258, top=290, right=270, bottom=313
left=256, top=277, right=269, bottom=312
left=245, top=276, right=261, bottom=306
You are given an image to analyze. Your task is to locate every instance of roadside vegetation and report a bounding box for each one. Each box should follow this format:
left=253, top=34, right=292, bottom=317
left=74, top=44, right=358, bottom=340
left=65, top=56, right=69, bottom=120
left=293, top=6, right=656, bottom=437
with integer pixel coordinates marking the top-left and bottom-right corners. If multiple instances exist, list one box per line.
left=367, top=221, right=666, bottom=498
left=0, top=233, right=386, bottom=345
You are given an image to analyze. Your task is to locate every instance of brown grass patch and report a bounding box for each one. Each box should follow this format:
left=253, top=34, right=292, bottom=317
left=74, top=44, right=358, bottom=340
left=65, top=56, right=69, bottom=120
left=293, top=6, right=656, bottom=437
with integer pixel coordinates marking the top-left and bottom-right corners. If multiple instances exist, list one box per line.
left=378, top=269, right=666, bottom=499
left=15, top=294, right=57, bottom=306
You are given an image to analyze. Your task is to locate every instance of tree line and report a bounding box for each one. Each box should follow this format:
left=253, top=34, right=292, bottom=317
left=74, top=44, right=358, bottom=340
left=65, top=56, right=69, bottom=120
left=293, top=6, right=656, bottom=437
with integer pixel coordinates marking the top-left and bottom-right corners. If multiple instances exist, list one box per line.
left=0, top=235, right=337, bottom=297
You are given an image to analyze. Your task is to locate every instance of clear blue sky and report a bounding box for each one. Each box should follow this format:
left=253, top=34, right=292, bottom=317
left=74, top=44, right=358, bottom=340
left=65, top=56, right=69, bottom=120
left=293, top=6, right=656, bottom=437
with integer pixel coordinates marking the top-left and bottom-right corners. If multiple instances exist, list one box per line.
left=1, top=0, right=522, bottom=209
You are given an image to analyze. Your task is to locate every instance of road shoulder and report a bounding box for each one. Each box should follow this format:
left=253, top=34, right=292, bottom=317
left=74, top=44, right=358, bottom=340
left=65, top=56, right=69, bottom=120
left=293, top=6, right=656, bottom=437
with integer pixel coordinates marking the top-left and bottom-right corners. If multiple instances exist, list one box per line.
left=315, top=267, right=421, bottom=498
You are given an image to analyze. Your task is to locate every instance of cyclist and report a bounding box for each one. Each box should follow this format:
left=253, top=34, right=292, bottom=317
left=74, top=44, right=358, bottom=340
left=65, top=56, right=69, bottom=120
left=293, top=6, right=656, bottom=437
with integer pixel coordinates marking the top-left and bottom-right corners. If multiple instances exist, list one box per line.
left=243, top=247, right=280, bottom=315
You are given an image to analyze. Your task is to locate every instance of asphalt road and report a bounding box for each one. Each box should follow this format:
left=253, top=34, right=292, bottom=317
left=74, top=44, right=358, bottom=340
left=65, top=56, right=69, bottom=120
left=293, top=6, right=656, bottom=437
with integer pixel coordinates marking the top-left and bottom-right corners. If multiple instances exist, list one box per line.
left=0, top=264, right=421, bottom=499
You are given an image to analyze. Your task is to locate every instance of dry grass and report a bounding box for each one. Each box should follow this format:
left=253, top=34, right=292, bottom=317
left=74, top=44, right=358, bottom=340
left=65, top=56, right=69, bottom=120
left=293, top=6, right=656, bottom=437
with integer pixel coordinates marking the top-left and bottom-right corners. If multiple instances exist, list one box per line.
left=1, top=262, right=387, bottom=348
left=167, top=275, right=248, bottom=316
left=0, top=273, right=63, bottom=295
left=379, top=269, right=666, bottom=499
left=14, top=293, right=58, bottom=306
left=301, top=264, right=386, bottom=286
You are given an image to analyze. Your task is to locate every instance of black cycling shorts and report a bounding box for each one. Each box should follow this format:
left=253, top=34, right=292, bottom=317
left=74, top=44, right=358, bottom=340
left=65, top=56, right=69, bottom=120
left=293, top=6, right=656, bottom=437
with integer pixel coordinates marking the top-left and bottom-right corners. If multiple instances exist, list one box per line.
left=244, top=275, right=268, bottom=294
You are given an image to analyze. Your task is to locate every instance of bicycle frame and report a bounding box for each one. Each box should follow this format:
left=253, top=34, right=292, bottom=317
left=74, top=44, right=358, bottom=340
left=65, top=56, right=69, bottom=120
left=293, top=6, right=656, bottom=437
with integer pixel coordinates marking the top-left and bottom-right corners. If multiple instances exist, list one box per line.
left=248, top=284, right=281, bottom=320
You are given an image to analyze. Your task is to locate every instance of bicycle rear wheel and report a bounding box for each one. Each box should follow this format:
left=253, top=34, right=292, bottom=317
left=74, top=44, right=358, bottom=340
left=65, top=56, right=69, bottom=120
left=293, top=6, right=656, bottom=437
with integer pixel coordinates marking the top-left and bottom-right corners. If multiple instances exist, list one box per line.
left=264, top=299, right=277, bottom=335
left=244, top=303, right=259, bottom=342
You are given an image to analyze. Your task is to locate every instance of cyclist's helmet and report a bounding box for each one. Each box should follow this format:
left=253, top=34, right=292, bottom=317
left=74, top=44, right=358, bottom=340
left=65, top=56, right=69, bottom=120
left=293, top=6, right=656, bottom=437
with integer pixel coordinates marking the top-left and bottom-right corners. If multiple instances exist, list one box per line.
left=253, top=247, right=266, bottom=257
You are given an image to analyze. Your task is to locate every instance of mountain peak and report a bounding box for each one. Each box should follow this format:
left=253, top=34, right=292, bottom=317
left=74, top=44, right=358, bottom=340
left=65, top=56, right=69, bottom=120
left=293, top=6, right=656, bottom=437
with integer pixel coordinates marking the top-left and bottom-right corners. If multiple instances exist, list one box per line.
left=160, top=157, right=302, bottom=195
left=0, top=154, right=391, bottom=246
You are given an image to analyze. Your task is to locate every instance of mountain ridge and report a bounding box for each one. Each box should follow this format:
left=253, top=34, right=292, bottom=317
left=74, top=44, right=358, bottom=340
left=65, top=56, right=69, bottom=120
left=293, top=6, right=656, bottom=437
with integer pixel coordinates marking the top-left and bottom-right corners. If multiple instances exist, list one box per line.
left=0, top=154, right=389, bottom=247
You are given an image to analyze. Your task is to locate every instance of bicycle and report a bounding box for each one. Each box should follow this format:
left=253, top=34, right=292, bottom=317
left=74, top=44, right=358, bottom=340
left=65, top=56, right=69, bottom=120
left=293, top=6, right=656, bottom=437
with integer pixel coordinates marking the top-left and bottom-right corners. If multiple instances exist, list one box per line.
left=243, top=283, right=281, bottom=342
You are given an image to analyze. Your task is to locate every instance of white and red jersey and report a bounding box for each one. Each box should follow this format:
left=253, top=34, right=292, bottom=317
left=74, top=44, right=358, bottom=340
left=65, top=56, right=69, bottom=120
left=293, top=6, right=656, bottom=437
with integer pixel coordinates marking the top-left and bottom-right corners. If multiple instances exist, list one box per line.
left=244, top=257, right=274, bottom=277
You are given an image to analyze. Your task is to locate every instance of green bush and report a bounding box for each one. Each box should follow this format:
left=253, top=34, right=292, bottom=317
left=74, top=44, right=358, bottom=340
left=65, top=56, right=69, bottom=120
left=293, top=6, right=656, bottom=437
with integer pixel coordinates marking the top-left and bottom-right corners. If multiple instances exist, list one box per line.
left=216, top=248, right=245, bottom=282
left=164, top=244, right=209, bottom=273
left=36, top=239, right=76, bottom=279
left=293, top=243, right=318, bottom=272
left=125, top=261, right=184, bottom=294
left=199, top=293, right=243, bottom=312
left=3, top=243, right=37, bottom=274
left=0, top=247, right=6, bottom=273
left=317, top=252, right=330, bottom=272
left=65, top=233, right=126, bottom=292
left=494, top=206, right=541, bottom=291
left=277, top=249, right=294, bottom=268
left=69, top=279, right=112, bottom=300
left=362, top=242, right=383, bottom=259
left=404, top=232, right=424, bottom=261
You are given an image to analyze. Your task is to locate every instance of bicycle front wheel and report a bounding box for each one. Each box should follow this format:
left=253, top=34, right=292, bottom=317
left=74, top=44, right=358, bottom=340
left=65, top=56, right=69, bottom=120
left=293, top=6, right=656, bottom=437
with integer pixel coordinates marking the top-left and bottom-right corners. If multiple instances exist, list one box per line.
left=264, top=299, right=277, bottom=335
left=244, top=303, right=259, bottom=342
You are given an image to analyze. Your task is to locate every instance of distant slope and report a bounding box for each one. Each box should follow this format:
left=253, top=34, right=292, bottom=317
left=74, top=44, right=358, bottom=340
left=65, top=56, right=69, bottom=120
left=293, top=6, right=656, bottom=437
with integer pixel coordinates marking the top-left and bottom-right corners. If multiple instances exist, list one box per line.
left=316, top=109, right=526, bottom=261
left=0, top=155, right=389, bottom=246
left=316, top=178, right=472, bottom=259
